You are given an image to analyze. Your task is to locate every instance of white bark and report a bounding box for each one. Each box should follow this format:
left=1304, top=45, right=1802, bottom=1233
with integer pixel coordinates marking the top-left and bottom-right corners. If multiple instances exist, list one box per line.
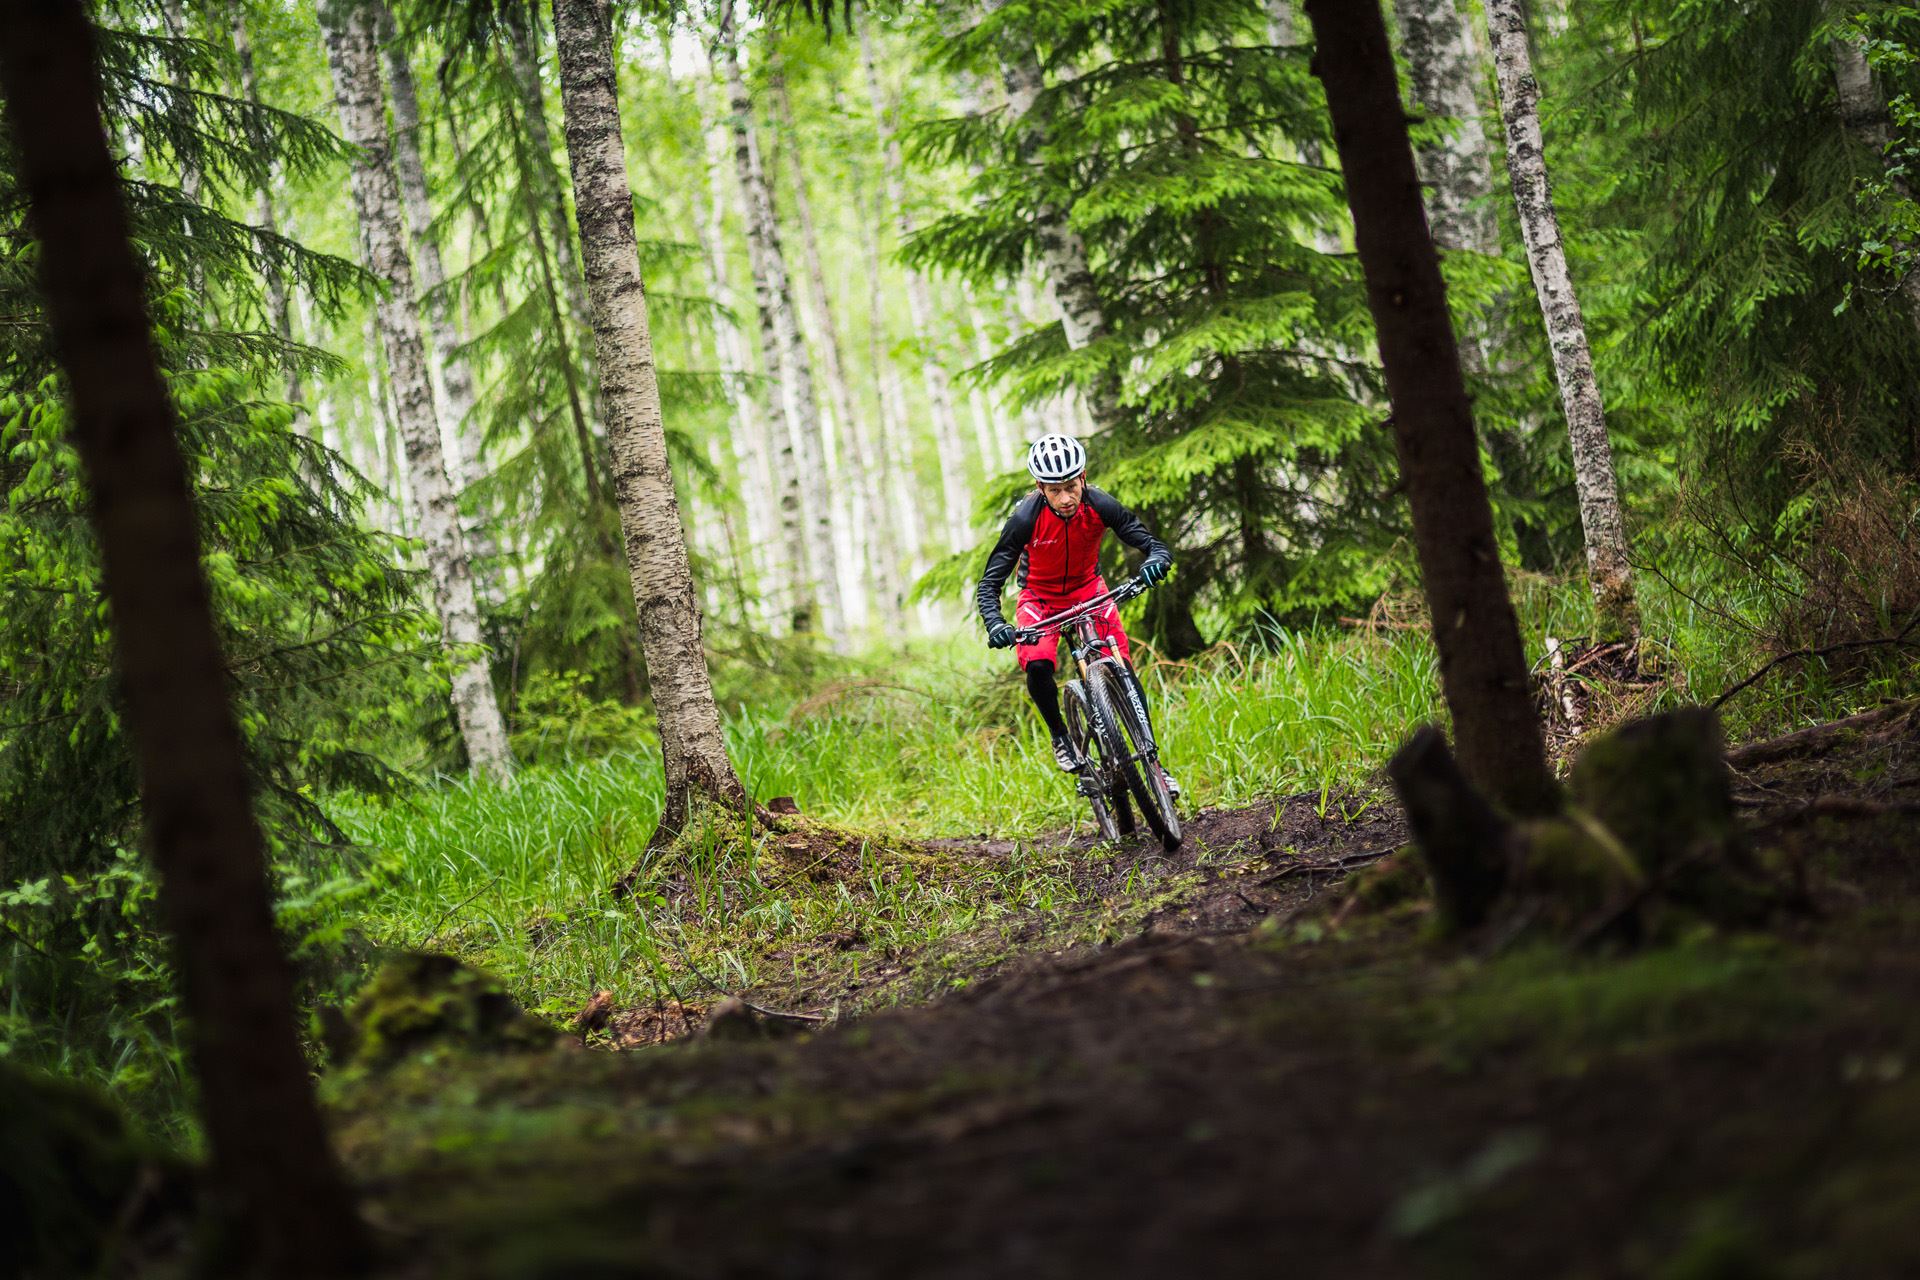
left=1393, top=0, right=1498, bottom=256
left=772, top=74, right=882, bottom=625
left=961, top=282, right=1018, bottom=471
left=693, top=71, right=780, bottom=629
left=719, top=7, right=845, bottom=635
left=1832, top=33, right=1920, bottom=334
left=989, top=17, right=1123, bottom=433
left=860, top=14, right=975, bottom=549
left=374, top=0, right=479, bottom=481
left=851, top=154, right=921, bottom=609
left=230, top=0, right=302, bottom=409
left=1486, top=0, right=1637, bottom=634
left=1265, top=0, right=1294, bottom=44
left=549, top=0, right=747, bottom=832
left=362, top=311, right=403, bottom=533
left=321, top=0, right=514, bottom=781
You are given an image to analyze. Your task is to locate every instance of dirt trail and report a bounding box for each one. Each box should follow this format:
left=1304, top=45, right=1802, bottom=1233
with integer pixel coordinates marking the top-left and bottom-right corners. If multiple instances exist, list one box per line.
left=331, top=706, right=1920, bottom=1279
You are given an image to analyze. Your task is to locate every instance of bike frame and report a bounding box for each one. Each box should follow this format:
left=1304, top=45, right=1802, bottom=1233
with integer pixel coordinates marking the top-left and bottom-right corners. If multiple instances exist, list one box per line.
left=1013, top=577, right=1157, bottom=757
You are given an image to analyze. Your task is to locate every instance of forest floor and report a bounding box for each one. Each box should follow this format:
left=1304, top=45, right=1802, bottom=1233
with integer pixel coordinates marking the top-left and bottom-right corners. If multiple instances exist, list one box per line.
left=318, top=703, right=1920, bottom=1280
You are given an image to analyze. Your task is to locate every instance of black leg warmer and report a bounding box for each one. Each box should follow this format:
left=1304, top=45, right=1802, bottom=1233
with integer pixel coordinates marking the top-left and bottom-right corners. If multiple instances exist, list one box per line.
left=1025, top=659, right=1070, bottom=740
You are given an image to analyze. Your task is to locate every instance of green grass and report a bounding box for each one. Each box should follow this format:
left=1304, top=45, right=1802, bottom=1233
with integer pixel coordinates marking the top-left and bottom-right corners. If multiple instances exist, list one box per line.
left=319, top=619, right=1446, bottom=1019
left=316, top=573, right=1912, bottom=1028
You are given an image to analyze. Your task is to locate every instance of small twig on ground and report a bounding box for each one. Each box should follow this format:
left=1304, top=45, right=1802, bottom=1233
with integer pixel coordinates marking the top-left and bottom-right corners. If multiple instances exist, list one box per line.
left=413, top=871, right=503, bottom=950
left=1257, top=846, right=1396, bottom=886
left=664, top=923, right=827, bottom=1024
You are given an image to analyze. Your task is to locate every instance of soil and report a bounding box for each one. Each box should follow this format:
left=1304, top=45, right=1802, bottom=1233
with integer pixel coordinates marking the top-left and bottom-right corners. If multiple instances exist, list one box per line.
left=324, top=704, right=1920, bottom=1280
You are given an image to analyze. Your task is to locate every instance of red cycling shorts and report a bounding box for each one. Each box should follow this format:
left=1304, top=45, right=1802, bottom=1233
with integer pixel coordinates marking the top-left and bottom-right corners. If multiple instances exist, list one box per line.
left=1013, top=577, right=1131, bottom=671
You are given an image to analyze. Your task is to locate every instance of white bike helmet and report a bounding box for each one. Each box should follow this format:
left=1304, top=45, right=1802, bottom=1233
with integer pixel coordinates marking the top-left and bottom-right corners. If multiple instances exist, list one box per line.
left=1026, top=434, right=1087, bottom=483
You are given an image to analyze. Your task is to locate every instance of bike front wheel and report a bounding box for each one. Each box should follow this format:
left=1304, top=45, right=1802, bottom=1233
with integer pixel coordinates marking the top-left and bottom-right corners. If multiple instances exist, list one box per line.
left=1090, top=665, right=1181, bottom=852
left=1059, top=675, right=1128, bottom=836
left=1059, top=679, right=1121, bottom=840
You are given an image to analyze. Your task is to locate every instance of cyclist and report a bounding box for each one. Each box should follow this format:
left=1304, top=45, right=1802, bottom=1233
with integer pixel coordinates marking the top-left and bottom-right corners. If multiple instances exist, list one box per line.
left=977, top=434, right=1179, bottom=796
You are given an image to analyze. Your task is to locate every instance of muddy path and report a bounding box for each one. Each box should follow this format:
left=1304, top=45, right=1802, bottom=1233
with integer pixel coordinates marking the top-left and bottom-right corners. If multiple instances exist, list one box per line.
left=599, top=790, right=1409, bottom=1047
left=331, top=704, right=1920, bottom=1279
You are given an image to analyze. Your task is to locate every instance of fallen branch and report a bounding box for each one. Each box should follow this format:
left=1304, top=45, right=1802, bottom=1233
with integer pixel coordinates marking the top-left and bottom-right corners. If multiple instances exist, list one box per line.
left=412, top=871, right=503, bottom=950
left=1725, top=700, right=1919, bottom=769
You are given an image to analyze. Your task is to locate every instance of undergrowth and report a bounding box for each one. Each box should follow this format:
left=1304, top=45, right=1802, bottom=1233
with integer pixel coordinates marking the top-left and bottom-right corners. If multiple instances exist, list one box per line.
left=317, top=573, right=1915, bottom=1031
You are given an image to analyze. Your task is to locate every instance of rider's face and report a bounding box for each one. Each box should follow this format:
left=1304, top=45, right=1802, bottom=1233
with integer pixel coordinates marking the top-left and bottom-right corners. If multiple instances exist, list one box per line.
left=1039, top=475, right=1085, bottom=519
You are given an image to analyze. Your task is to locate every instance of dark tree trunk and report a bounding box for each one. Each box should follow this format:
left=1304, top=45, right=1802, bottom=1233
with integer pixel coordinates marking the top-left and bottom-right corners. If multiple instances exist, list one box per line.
left=1303, top=0, right=1557, bottom=816
left=0, top=4, right=368, bottom=1274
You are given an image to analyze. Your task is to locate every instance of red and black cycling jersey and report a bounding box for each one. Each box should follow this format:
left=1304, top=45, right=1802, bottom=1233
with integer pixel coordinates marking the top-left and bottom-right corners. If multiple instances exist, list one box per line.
left=975, top=486, right=1172, bottom=628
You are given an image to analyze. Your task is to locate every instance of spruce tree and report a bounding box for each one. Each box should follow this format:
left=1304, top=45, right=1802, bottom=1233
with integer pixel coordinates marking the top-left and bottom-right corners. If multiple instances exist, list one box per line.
left=917, top=0, right=1382, bottom=651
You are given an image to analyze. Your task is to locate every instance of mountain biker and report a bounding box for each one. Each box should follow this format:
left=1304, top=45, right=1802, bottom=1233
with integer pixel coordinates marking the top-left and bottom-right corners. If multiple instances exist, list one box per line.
left=977, top=434, right=1179, bottom=797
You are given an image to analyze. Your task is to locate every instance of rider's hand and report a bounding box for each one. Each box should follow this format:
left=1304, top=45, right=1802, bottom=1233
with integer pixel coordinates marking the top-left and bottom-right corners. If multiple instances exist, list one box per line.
left=1141, top=560, right=1170, bottom=587
left=987, top=621, right=1017, bottom=649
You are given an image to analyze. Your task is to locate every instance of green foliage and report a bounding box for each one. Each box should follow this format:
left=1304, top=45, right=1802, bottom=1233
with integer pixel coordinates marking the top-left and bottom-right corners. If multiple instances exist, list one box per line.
left=0, top=3, right=420, bottom=1136
left=910, top=0, right=1396, bottom=648
left=1548, top=0, right=1920, bottom=527
left=509, top=669, right=655, bottom=766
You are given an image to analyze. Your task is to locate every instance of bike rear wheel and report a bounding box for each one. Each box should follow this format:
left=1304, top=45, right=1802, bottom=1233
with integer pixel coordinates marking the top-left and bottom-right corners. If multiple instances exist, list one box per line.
left=1090, top=665, right=1181, bottom=852
left=1062, top=680, right=1124, bottom=841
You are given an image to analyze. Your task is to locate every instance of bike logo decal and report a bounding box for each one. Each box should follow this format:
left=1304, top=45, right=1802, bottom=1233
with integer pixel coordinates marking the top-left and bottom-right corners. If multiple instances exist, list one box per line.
left=1126, top=682, right=1153, bottom=747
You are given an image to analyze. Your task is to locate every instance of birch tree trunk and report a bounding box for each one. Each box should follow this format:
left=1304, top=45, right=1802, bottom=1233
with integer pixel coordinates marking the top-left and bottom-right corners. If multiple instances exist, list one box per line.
left=1392, top=0, right=1498, bottom=257
left=549, top=0, right=749, bottom=845
left=732, top=173, right=810, bottom=635
left=718, top=8, right=844, bottom=635
left=322, top=0, right=514, bottom=782
left=230, top=0, right=302, bottom=409
left=1831, top=32, right=1920, bottom=334
left=772, top=72, right=881, bottom=613
left=375, top=0, right=478, bottom=479
left=989, top=16, right=1124, bottom=434
left=1485, top=0, right=1638, bottom=639
left=1303, top=0, right=1559, bottom=817
left=960, top=281, right=1017, bottom=470
left=860, top=14, right=975, bottom=549
left=693, top=71, right=780, bottom=628
left=1265, top=0, right=1294, bottom=43
left=851, top=155, right=919, bottom=609
left=0, top=5, right=370, bottom=1268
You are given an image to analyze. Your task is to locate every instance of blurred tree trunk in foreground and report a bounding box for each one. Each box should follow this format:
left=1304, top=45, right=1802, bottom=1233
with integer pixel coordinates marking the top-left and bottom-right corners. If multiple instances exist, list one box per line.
left=0, top=2, right=368, bottom=1271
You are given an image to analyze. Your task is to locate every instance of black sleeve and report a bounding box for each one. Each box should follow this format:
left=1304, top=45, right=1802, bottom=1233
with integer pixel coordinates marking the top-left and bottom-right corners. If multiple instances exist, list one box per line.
left=976, top=493, right=1043, bottom=628
left=1084, top=486, right=1171, bottom=573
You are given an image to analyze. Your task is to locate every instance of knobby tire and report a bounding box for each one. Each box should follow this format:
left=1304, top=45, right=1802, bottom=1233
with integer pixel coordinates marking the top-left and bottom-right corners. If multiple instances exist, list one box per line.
left=1062, top=680, right=1123, bottom=841
left=1090, top=665, right=1181, bottom=852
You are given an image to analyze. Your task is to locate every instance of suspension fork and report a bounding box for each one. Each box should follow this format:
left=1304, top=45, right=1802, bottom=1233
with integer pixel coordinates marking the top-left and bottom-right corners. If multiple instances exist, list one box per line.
left=1119, top=662, right=1159, bottom=755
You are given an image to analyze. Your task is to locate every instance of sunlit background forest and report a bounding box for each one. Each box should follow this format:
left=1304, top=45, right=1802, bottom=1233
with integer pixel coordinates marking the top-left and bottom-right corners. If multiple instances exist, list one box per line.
left=7, top=0, right=1920, bottom=1236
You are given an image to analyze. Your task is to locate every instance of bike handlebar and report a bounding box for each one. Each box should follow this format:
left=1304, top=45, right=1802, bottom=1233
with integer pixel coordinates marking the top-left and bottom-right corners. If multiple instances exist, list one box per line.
left=1010, top=577, right=1148, bottom=646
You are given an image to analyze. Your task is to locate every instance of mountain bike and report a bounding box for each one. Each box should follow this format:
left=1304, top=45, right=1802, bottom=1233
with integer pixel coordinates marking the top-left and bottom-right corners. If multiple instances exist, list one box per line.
left=1014, top=577, right=1182, bottom=852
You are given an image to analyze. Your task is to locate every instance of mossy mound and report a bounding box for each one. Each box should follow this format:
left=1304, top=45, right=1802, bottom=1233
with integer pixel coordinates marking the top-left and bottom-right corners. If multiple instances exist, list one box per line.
left=331, top=951, right=559, bottom=1068
left=0, top=1062, right=185, bottom=1277
left=1383, top=708, right=1802, bottom=944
